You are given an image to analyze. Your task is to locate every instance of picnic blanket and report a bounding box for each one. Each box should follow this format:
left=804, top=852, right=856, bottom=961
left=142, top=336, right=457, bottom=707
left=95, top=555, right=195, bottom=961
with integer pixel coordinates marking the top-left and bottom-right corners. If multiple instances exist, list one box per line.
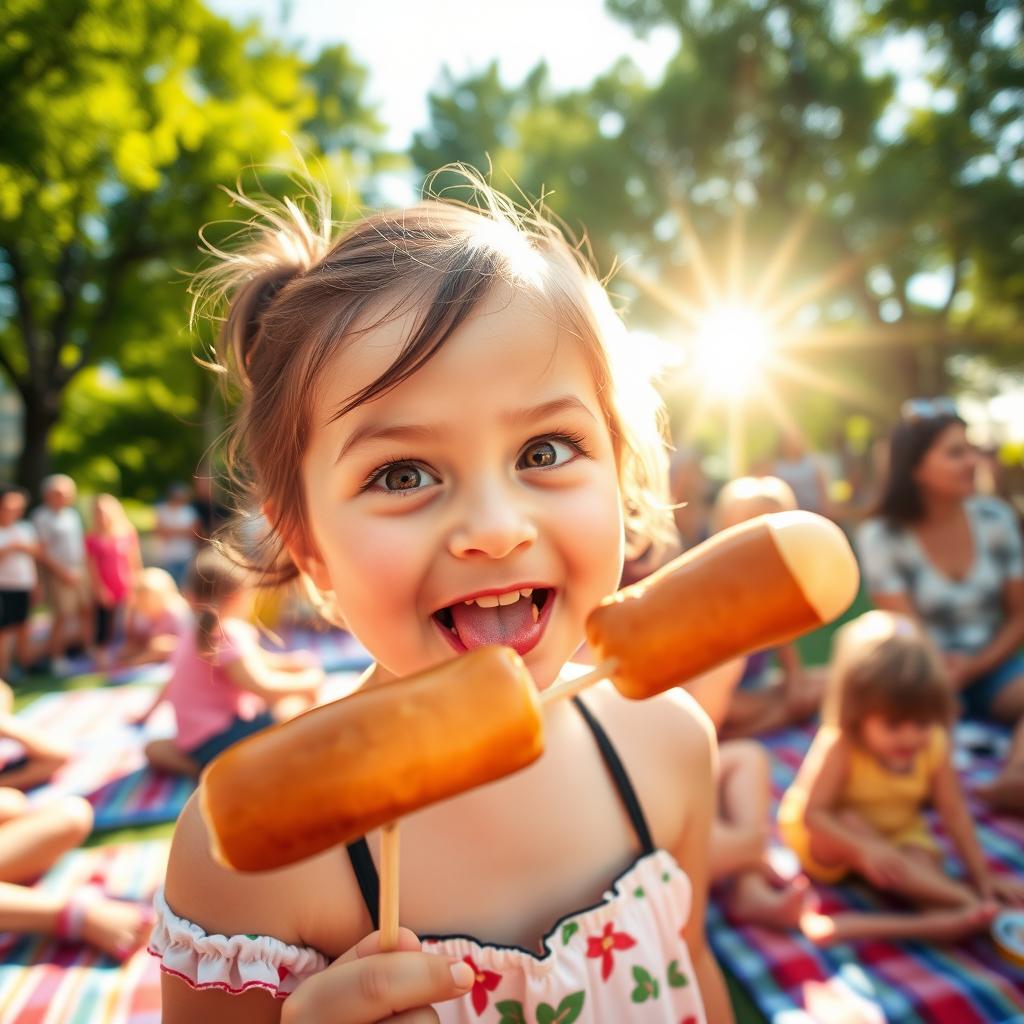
left=0, top=840, right=168, bottom=1024
left=710, top=720, right=1024, bottom=1023
left=1, top=686, right=194, bottom=830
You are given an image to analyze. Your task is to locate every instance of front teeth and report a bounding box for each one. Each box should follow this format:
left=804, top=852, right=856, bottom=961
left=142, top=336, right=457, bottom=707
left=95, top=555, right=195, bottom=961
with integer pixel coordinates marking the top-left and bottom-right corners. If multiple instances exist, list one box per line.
left=464, top=588, right=534, bottom=609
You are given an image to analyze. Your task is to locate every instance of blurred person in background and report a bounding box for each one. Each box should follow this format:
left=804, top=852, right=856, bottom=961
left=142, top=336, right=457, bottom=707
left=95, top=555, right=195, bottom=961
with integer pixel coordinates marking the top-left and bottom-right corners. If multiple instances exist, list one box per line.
left=84, top=494, right=142, bottom=671
left=0, top=487, right=43, bottom=680
left=31, top=475, right=91, bottom=676
left=769, top=429, right=832, bottom=519
left=117, top=567, right=191, bottom=670
left=154, top=484, right=200, bottom=587
left=856, top=399, right=1024, bottom=812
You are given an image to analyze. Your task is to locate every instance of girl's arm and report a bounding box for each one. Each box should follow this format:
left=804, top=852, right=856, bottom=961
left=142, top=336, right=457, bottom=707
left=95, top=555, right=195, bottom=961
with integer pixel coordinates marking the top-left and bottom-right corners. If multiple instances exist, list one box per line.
left=85, top=545, right=113, bottom=606
left=160, top=798, right=472, bottom=1023
left=931, top=745, right=1000, bottom=899
left=224, top=651, right=324, bottom=704
left=801, top=733, right=864, bottom=862
left=673, top=705, right=735, bottom=1024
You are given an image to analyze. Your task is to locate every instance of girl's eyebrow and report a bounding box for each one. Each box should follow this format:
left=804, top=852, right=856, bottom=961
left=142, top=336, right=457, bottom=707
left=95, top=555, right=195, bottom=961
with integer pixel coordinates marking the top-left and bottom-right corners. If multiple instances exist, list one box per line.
left=335, top=395, right=598, bottom=464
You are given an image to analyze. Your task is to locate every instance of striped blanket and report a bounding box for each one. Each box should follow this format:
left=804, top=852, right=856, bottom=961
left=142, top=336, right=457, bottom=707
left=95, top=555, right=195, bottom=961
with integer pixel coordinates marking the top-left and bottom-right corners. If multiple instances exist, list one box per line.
left=1, top=687, right=193, bottom=830
left=0, top=841, right=167, bottom=1024
left=710, top=721, right=1024, bottom=1023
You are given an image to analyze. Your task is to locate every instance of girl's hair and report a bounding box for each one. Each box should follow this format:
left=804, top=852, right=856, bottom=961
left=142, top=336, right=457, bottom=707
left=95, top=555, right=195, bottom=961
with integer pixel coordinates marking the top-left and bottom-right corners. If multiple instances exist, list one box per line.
left=710, top=475, right=797, bottom=531
left=184, top=547, right=251, bottom=656
left=871, top=411, right=966, bottom=525
left=822, top=610, right=955, bottom=735
left=136, top=567, right=180, bottom=597
left=92, top=493, right=133, bottom=535
left=193, top=168, right=674, bottom=592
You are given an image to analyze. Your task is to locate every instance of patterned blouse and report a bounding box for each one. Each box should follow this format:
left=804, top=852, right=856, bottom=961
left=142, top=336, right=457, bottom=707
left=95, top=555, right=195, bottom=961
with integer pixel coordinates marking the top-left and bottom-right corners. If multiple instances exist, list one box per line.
left=855, top=496, right=1024, bottom=653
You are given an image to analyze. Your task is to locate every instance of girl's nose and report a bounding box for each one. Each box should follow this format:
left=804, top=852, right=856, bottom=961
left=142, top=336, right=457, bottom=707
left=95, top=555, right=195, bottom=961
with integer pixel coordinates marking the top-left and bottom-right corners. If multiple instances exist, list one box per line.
left=448, top=482, right=538, bottom=560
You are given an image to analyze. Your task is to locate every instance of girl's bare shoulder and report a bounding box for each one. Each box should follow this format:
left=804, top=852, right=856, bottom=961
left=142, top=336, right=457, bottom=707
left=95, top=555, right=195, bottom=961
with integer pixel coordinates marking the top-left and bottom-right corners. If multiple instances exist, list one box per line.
left=164, top=792, right=366, bottom=958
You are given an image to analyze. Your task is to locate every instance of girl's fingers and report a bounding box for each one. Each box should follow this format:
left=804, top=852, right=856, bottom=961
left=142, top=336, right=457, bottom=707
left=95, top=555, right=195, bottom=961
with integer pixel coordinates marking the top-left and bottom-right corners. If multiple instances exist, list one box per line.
left=282, top=932, right=473, bottom=1023
left=336, top=927, right=423, bottom=963
left=388, top=1009, right=442, bottom=1024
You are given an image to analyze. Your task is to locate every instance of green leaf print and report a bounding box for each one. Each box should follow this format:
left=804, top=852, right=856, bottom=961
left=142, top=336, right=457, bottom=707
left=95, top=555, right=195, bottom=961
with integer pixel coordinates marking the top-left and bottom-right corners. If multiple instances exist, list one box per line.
left=633, top=886, right=645, bottom=898
left=667, top=960, right=689, bottom=988
left=496, top=1000, right=527, bottom=1024
left=630, top=965, right=660, bottom=1003
left=561, top=921, right=579, bottom=945
left=536, top=992, right=585, bottom=1024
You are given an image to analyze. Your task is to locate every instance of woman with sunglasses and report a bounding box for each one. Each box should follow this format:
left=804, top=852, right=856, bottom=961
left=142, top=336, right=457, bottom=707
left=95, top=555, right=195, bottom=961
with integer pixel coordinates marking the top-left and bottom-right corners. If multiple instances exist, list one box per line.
left=856, top=399, right=1024, bottom=812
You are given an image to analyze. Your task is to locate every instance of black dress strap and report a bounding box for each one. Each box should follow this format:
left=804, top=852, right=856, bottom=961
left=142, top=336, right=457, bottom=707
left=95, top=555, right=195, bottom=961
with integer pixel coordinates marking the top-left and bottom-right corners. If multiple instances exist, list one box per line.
left=571, top=695, right=655, bottom=854
left=342, top=694, right=655, bottom=925
left=346, top=838, right=380, bottom=930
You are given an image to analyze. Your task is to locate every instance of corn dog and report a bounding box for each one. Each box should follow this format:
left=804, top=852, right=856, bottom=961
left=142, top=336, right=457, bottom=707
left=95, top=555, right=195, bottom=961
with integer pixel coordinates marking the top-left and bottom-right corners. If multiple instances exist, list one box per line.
left=201, top=645, right=543, bottom=871
left=584, top=510, right=859, bottom=700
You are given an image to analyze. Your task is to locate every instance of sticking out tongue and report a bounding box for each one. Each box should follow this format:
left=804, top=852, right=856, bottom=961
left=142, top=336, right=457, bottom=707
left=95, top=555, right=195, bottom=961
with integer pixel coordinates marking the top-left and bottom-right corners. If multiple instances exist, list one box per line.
left=449, top=596, right=541, bottom=655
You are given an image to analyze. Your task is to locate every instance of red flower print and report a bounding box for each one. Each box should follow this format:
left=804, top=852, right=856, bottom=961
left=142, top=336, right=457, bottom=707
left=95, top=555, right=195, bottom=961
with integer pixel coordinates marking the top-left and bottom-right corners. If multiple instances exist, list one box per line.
left=463, top=955, right=501, bottom=1016
left=586, top=921, right=637, bottom=981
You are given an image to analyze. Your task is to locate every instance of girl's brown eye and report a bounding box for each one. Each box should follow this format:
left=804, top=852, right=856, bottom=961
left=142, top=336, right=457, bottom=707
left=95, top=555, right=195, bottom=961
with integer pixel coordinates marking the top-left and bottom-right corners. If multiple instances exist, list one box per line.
left=384, top=465, right=424, bottom=490
left=522, top=442, right=556, bottom=468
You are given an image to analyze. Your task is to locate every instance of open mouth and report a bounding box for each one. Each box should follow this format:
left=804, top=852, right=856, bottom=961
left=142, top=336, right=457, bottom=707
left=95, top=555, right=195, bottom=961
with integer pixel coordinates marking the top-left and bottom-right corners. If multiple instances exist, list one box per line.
left=433, top=587, right=552, bottom=656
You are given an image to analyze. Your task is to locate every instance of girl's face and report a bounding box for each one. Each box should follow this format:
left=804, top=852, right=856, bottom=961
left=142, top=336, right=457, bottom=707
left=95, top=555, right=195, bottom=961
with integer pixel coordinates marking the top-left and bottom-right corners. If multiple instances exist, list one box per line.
left=912, top=423, right=977, bottom=501
left=292, top=286, right=625, bottom=689
left=859, top=713, right=931, bottom=771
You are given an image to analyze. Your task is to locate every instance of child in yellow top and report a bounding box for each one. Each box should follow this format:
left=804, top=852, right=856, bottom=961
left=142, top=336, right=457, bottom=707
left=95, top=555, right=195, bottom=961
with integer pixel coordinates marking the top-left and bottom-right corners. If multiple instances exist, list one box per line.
left=780, top=610, right=1024, bottom=945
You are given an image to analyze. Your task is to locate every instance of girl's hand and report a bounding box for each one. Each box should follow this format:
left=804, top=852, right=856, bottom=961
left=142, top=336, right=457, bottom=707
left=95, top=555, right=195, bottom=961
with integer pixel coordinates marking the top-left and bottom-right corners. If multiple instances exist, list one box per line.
left=858, top=844, right=908, bottom=888
left=281, top=927, right=474, bottom=1023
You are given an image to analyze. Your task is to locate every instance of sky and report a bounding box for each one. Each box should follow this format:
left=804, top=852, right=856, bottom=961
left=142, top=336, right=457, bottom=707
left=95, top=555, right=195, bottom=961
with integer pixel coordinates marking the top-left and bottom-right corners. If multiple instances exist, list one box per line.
left=207, top=0, right=679, bottom=150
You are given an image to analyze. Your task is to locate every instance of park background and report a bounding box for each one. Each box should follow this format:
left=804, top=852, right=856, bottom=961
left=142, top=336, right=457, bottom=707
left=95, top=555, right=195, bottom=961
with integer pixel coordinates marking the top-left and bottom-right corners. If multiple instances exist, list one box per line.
left=1, top=3, right=1024, bottom=1021
left=2, top=0, right=1023, bottom=514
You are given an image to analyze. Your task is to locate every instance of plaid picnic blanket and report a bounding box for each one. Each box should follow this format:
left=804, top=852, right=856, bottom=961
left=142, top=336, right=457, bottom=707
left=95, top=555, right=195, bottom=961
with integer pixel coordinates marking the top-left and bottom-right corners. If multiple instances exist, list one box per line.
left=0, top=841, right=167, bottom=1024
left=1, top=687, right=194, bottom=831
left=710, top=720, right=1024, bottom=1023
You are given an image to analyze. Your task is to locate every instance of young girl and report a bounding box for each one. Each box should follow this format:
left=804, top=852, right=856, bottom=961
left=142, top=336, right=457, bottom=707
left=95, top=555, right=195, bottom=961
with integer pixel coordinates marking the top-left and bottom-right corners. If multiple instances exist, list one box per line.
left=117, top=567, right=192, bottom=670
left=137, top=548, right=324, bottom=778
left=84, top=493, right=142, bottom=669
left=151, top=178, right=735, bottom=1022
left=779, top=610, right=1024, bottom=945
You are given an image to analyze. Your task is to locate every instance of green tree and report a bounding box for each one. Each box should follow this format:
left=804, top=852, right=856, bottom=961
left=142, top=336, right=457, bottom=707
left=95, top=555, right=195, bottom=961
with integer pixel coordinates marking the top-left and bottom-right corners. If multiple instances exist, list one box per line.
left=0, top=0, right=384, bottom=499
left=411, top=0, right=1023, bottom=440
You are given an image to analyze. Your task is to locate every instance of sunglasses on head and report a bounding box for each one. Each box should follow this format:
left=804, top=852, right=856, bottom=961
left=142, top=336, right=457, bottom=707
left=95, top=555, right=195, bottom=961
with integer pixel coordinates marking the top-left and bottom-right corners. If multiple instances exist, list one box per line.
left=900, top=397, right=959, bottom=422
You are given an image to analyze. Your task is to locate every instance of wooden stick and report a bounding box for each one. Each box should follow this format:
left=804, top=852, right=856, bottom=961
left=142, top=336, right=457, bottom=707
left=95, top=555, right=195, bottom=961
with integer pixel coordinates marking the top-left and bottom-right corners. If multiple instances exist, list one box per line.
left=540, top=659, right=617, bottom=706
left=379, top=820, right=400, bottom=951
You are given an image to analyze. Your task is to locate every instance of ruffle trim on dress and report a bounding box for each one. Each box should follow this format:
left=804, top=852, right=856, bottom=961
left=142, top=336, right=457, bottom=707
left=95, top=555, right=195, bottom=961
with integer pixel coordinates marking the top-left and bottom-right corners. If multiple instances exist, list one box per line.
left=148, top=888, right=329, bottom=998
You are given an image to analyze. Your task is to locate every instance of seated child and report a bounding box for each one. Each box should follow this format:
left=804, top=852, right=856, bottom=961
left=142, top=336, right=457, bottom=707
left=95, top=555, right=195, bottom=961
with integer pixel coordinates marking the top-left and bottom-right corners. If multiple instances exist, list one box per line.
left=117, top=567, right=191, bottom=670
left=136, top=548, right=324, bottom=778
left=0, top=679, right=153, bottom=959
left=780, top=610, right=1024, bottom=944
left=702, top=475, right=826, bottom=738
left=0, top=706, right=73, bottom=792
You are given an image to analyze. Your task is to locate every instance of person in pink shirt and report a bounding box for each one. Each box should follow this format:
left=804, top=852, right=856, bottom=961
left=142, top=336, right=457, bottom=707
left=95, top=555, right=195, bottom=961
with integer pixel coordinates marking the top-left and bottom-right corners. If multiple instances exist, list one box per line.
left=117, top=567, right=191, bottom=670
left=84, top=494, right=142, bottom=670
left=138, top=547, right=323, bottom=777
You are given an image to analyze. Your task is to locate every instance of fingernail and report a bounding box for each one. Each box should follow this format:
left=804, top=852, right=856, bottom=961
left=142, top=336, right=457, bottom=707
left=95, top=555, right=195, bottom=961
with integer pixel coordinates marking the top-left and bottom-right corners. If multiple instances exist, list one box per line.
left=450, top=960, right=474, bottom=989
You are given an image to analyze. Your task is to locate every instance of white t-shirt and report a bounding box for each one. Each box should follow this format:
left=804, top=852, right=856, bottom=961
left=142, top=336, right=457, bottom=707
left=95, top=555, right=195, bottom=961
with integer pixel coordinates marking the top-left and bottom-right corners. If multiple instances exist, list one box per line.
left=31, top=505, right=85, bottom=567
left=0, top=522, right=38, bottom=589
left=155, top=503, right=199, bottom=564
